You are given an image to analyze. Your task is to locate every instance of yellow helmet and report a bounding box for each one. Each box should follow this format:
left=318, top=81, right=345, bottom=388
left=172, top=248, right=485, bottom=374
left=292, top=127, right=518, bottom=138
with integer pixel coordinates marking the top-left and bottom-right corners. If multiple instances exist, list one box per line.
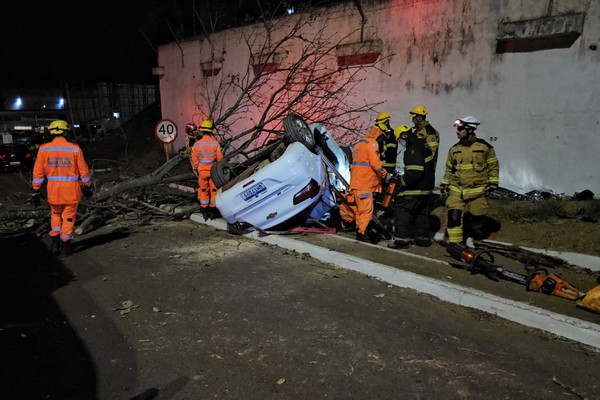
left=375, top=112, right=391, bottom=131
left=409, top=105, right=427, bottom=116
left=199, top=120, right=214, bottom=133
left=48, top=120, right=70, bottom=135
left=394, top=124, right=411, bottom=140
left=375, top=112, right=390, bottom=124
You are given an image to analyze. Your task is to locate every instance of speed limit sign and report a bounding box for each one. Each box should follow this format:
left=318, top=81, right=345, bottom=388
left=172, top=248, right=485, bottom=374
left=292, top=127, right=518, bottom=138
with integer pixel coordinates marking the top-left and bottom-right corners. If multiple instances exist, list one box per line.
left=154, top=119, right=178, bottom=144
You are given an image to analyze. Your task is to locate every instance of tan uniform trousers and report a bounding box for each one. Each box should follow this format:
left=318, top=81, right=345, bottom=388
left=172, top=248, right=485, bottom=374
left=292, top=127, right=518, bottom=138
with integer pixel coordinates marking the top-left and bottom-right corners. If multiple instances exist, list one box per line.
left=445, top=193, right=489, bottom=243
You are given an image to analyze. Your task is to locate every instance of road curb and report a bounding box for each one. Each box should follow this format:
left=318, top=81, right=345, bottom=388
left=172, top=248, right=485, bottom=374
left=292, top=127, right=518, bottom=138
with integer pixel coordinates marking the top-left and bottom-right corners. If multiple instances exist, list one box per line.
left=191, top=214, right=600, bottom=350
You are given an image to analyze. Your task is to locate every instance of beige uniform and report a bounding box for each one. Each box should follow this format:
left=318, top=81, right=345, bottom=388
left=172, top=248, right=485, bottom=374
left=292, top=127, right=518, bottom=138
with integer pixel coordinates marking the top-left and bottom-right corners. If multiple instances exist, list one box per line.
left=441, top=137, right=499, bottom=242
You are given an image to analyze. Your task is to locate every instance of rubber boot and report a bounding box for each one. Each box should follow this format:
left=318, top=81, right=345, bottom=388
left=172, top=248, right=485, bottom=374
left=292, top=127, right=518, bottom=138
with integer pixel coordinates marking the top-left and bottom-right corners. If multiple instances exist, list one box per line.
left=50, top=235, right=61, bottom=255
left=202, top=208, right=209, bottom=221
left=208, top=208, right=215, bottom=220
left=414, top=236, right=432, bottom=247
left=388, top=237, right=413, bottom=249
left=356, top=232, right=368, bottom=242
left=59, top=240, right=73, bottom=258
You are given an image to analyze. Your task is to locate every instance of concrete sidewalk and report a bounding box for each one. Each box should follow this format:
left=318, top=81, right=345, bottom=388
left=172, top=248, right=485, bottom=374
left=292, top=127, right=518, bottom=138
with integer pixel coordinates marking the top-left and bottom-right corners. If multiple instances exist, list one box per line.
left=191, top=214, right=600, bottom=350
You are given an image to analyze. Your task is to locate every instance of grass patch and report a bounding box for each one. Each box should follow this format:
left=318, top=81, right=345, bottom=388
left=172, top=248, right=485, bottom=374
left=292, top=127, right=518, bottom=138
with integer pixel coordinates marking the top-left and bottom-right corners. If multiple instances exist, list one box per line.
left=491, top=199, right=600, bottom=222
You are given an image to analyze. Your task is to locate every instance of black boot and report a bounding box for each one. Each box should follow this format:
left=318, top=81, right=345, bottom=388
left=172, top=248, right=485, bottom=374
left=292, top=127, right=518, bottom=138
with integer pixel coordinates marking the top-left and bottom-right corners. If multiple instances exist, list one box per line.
left=387, top=237, right=413, bottom=249
left=50, top=236, right=61, bottom=255
left=356, top=232, right=368, bottom=242
left=208, top=208, right=216, bottom=220
left=202, top=208, right=209, bottom=221
left=59, top=240, right=73, bottom=258
left=414, top=236, right=432, bottom=247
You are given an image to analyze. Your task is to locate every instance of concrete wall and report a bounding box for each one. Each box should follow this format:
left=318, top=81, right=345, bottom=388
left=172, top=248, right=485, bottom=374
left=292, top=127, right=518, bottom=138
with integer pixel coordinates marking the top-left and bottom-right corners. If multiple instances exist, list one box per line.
left=156, top=0, right=600, bottom=195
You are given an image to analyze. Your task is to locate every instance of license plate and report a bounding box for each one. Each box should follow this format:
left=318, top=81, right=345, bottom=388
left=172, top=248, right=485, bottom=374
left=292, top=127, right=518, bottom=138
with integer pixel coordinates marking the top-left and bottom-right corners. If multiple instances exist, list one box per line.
left=241, top=182, right=266, bottom=201
left=9, top=161, right=20, bottom=166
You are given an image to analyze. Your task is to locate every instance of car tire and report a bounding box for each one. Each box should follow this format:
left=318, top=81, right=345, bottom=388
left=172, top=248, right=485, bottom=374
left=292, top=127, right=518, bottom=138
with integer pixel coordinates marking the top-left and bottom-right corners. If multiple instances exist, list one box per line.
left=210, top=160, right=235, bottom=189
left=283, top=114, right=316, bottom=150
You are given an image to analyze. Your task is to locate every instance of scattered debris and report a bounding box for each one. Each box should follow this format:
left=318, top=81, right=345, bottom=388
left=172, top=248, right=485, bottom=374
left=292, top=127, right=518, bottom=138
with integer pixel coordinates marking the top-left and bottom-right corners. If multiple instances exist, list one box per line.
left=113, top=300, right=138, bottom=316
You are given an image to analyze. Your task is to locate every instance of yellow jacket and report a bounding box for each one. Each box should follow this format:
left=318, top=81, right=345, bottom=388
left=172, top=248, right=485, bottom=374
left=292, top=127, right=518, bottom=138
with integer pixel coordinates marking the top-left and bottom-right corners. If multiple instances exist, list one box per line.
left=441, top=137, right=499, bottom=200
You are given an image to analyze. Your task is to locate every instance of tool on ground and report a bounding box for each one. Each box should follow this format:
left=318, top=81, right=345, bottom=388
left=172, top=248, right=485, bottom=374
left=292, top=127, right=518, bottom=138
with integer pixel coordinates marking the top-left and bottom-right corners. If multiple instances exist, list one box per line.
left=526, top=268, right=581, bottom=300
left=443, top=241, right=528, bottom=284
left=443, top=241, right=587, bottom=302
left=577, top=285, right=600, bottom=314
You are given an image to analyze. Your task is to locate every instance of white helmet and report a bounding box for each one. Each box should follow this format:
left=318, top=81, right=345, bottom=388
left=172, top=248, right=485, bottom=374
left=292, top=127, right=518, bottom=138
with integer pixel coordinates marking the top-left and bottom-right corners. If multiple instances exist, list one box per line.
left=454, top=116, right=480, bottom=130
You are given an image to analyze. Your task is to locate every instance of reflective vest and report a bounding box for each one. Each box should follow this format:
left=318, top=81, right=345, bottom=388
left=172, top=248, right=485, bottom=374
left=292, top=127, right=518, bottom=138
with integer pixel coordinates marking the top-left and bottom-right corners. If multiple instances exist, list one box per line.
left=440, top=137, right=499, bottom=200
left=32, top=136, right=91, bottom=204
left=192, top=135, right=223, bottom=172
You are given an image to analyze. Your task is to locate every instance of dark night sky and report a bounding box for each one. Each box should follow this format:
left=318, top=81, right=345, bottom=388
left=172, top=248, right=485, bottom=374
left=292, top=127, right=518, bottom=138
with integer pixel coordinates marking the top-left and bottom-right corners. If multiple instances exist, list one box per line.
left=1, top=1, right=339, bottom=89
left=0, top=1, right=160, bottom=88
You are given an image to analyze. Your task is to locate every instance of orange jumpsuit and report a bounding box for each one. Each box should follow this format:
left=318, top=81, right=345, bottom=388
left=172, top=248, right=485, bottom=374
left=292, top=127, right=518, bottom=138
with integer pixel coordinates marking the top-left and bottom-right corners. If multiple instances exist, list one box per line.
left=338, top=191, right=358, bottom=228
left=349, top=136, right=387, bottom=235
left=32, top=136, right=92, bottom=242
left=192, top=134, right=223, bottom=209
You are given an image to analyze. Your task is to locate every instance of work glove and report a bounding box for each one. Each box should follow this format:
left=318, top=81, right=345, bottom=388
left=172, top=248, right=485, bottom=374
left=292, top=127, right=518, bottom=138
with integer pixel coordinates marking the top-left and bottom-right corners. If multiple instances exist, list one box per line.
left=31, top=189, right=42, bottom=207
left=439, top=184, right=450, bottom=197
left=83, top=184, right=94, bottom=200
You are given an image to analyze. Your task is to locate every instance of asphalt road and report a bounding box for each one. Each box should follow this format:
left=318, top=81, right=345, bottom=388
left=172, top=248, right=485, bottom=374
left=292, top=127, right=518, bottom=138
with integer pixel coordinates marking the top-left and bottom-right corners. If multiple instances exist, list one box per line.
left=1, top=220, right=599, bottom=400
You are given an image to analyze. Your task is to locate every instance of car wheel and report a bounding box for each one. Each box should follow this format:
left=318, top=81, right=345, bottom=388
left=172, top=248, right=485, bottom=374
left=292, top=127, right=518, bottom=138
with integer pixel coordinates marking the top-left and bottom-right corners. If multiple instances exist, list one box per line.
left=211, top=160, right=234, bottom=189
left=283, top=114, right=315, bottom=150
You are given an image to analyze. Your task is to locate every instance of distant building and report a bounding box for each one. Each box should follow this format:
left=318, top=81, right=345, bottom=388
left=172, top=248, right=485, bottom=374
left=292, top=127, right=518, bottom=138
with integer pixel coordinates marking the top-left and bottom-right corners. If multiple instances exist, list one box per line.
left=0, top=82, right=159, bottom=135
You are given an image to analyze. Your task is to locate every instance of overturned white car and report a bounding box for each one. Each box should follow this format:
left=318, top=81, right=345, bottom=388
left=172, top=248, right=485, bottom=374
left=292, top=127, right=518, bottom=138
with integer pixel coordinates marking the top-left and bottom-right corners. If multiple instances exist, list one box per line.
left=212, top=114, right=351, bottom=232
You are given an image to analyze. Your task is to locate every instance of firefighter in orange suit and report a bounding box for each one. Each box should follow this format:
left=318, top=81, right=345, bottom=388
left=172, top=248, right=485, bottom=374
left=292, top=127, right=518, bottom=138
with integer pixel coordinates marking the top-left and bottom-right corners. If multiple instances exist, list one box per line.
left=32, top=120, right=93, bottom=257
left=349, top=132, right=387, bottom=242
left=191, top=120, right=223, bottom=221
left=440, top=116, right=499, bottom=243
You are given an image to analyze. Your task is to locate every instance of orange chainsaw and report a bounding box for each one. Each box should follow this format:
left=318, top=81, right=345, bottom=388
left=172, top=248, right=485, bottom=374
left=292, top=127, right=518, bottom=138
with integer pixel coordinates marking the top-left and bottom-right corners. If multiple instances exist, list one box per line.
left=525, top=268, right=581, bottom=301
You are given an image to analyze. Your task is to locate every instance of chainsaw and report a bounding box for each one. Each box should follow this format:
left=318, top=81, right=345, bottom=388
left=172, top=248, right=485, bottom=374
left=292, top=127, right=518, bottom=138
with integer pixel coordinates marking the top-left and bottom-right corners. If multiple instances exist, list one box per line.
left=526, top=268, right=581, bottom=300
left=442, top=241, right=589, bottom=302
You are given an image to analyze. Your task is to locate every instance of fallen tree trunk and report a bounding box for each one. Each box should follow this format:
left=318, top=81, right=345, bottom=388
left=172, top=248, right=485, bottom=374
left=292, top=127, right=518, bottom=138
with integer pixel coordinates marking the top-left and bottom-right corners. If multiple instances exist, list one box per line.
left=1, top=152, right=197, bottom=232
left=93, top=153, right=190, bottom=201
left=0, top=207, right=49, bottom=222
